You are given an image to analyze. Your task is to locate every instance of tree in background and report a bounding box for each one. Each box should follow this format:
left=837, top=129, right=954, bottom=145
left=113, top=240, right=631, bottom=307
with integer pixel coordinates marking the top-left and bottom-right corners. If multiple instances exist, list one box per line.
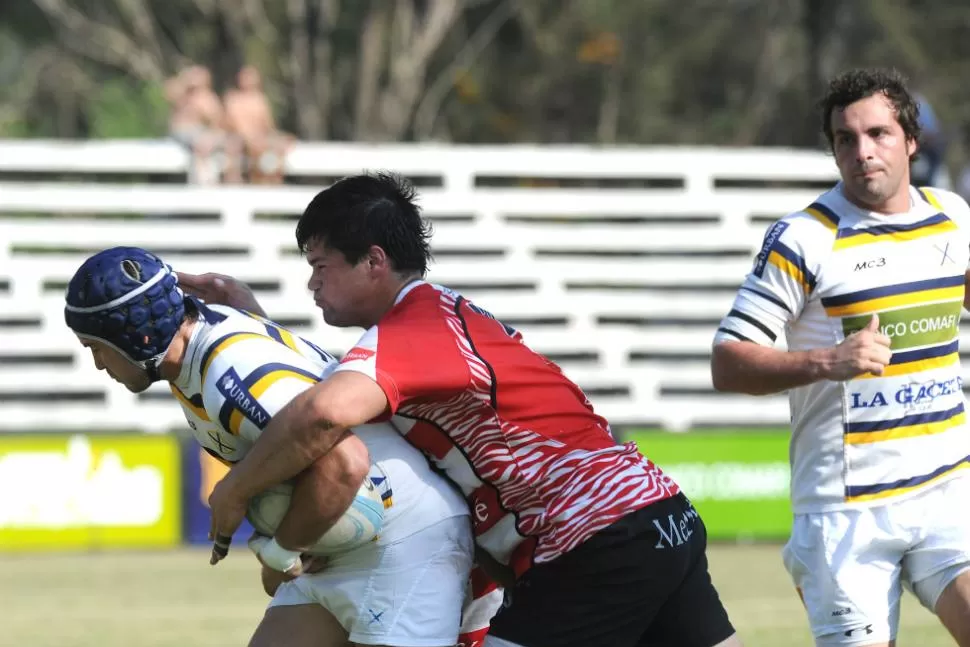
left=1, top=0, right=969, bottom=171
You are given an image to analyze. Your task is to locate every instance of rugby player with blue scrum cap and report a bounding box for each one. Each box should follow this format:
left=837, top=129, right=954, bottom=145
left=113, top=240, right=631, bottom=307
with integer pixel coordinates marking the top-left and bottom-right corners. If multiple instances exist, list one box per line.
left=63, top=246, right=490, bottom=647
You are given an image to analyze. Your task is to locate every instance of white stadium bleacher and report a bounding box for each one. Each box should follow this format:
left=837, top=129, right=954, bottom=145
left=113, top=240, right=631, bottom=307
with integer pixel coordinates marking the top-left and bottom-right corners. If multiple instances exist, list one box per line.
left=0, top=139, right=847, bottom=432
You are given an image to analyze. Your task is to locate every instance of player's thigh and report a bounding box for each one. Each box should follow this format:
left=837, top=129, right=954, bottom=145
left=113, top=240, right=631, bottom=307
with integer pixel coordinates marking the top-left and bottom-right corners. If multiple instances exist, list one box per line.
left=783, top=509, right=905, bottom=647
left=637, top=512, right=736, bottom=647
left=903, top=476, right=970, bottom=611
left=933, top=569, right=970, bottom=647
left=900, top=476, right=970, bottom=644
left=489, top=494, right=708, bottom=647
left=250, top=604, right=350, bottom=647
left=333, top=515, right=474, bottom=647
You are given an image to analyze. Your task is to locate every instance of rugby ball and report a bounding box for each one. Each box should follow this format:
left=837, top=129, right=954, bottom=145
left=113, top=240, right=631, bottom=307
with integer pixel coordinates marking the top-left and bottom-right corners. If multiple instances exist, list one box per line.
left=246, top=477, right=385, bottom=555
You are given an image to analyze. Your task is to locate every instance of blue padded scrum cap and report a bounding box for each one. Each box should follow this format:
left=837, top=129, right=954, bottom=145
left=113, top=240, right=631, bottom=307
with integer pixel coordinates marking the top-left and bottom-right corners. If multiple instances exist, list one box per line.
left=64, top=246, right=185, bottom=364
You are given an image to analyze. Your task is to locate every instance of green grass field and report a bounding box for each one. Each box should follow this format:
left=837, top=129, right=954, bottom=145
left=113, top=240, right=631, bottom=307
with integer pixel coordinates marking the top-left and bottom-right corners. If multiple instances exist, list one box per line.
left=0, top=545, right=953, bottom=646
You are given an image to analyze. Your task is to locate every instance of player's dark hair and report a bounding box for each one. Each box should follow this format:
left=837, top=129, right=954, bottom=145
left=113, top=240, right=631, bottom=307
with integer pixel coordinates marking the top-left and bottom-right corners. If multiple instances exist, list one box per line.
left=296, top=172, right=433, bottom=276
left=819, top=68, right=921, bottom=158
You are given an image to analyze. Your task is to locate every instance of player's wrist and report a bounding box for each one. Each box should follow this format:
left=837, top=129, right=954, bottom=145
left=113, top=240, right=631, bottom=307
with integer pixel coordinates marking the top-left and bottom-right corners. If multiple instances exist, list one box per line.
left=253, top=536, right=303, bottom=574
left=805, top=347, right=836, bottom=382
left=222, top=465, right=259, bottom=502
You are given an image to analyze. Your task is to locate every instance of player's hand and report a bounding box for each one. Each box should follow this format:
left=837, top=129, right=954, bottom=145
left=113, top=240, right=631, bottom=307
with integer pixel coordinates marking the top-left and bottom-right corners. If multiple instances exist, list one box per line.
left=208, top=473, right=249, bottom=565
left=176, top=271, right=265, bottom=315
left=300, top=555, right=329, bottom=575
left=825, top=314, right=892, bottom=381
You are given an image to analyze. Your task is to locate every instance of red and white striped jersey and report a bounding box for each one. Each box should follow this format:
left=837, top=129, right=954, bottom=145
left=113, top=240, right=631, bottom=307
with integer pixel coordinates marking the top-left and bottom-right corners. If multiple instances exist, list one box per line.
left=334, top=281, right=680, bottom=576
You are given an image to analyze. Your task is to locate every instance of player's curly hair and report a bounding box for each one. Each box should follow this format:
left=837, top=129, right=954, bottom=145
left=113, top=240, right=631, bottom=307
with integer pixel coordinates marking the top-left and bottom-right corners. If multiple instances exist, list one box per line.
left=819, top=68, right=921, bottom=158
left=296, top=172, right=433, bottom=276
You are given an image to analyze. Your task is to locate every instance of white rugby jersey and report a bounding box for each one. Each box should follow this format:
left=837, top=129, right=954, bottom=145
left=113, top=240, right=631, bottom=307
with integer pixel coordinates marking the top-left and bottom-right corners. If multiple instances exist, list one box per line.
left=714, top=184, right=970, bottom=513
left=170, top=301, right=468, bottom=544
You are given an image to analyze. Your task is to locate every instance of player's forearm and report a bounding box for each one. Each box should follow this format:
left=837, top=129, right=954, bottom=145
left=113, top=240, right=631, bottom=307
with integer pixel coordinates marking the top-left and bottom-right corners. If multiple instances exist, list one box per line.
left=274, top=432, right=370, bottom=552
left=711, top=341, right=833, bottom=395
left=230, top=385, right=351, bottom=501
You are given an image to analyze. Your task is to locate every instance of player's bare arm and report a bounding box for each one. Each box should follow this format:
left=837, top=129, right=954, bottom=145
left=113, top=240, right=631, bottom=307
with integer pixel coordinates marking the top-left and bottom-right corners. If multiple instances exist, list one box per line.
left=712, top=314, right=891, bottom=395
left=271, top=431, right=370, bottom=552
left=208, top=371, right=389, bottom=540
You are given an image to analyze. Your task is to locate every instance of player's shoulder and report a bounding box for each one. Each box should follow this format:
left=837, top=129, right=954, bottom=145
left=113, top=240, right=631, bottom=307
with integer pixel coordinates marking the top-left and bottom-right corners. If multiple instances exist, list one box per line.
left=917, top=186, right=970, bottom=220
left=196, top=313, right=309, bottom=385
left=380, top=282, right=453, bottom=330
left=757, top=204, right=839, bottom=259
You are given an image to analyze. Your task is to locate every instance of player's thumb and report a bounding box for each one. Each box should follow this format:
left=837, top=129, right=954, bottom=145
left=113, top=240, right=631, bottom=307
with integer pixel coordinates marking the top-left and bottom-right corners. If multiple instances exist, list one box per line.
left=865, top=313, right=880, bottom=332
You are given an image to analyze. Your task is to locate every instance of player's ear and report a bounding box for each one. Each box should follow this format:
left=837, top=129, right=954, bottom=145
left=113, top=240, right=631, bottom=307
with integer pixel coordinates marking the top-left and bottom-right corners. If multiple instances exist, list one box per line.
left=907, top=135, right=918, bottom=160
left=365, top=245, right=388, bottom=271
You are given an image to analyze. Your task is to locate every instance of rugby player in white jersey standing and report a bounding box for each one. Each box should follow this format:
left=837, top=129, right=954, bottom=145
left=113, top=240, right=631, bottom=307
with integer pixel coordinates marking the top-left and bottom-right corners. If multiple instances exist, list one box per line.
left=63, top=246, right=482, bottom=647
left=713, top=68, right=970, bottom=647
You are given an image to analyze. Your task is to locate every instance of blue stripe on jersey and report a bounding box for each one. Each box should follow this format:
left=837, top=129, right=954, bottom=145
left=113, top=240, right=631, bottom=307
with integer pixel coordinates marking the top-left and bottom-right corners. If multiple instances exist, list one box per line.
left=820, top=274, right=964, bottom=308
left=845, top=403, right=964, bottom=434
left=890, top=339, right=959, bottom=366
left=716, top=326, right=753, bottom=343
left=739, top=286, right=792, bottom=313
left=200, top=332, right=242, bottom=378
left=845, top=454, right=970, bottom=499
left=243, top=362, right=322, bottom=388
left=773, top=242, right=818, bottom=291
left=302, top=337, right=336, bottom=363
left=263, top=323, right=286, bottom=345
left=218, top=398, right=235, bottom=434
left=836, top=213, right=952, bottom=240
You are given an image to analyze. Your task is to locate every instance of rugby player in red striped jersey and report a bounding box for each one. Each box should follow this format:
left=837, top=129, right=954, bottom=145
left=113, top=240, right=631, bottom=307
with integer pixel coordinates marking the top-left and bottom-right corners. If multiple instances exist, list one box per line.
left=184, top=173, right=741, bottom=647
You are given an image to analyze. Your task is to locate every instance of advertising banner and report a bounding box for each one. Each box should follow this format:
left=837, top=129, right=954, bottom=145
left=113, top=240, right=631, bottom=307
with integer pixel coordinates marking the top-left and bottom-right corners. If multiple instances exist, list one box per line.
left=625, top=429, right=793, bottom=540
left=181, top=443, right=255, bottom=546
left=0, top=434, right=181, bottom=550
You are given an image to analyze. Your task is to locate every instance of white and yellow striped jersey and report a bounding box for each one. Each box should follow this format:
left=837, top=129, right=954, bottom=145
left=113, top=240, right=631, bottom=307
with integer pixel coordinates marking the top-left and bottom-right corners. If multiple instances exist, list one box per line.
left=170, top=301, right=469, bottom=544
left=715, top=183, right=970, bottom=513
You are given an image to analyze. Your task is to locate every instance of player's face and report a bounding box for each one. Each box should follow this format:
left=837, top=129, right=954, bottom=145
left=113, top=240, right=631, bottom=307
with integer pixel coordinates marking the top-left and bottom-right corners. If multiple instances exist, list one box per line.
left=78, top=338, right=152, bottom=393
left=831, top=93, right=917, bottom=212
left=305, top=239, right=376, bottom=328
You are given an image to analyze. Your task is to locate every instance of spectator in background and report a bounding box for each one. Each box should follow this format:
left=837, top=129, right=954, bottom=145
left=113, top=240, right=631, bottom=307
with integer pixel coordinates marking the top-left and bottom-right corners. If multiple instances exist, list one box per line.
left=225, top=66, right=295, bottom=185
left=165, top=65, right=242, bottom=185
left=911, top=92, right=951, bottom=188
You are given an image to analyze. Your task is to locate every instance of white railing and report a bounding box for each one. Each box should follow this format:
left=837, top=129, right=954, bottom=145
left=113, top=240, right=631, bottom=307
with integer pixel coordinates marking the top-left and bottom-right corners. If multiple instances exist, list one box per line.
left=0, top=140, right=849, bottom=432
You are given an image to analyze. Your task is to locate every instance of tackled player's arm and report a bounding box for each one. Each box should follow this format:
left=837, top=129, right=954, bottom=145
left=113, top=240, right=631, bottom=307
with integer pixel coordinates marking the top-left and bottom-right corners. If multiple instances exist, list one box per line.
left=219, top=371, right=390, bottom=509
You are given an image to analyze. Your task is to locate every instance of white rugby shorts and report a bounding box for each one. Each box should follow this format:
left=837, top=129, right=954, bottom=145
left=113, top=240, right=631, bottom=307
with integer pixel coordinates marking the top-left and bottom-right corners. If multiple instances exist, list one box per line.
left=270, top=515, right=474, bottom=646
left=783, top=473, right=970, bottom=645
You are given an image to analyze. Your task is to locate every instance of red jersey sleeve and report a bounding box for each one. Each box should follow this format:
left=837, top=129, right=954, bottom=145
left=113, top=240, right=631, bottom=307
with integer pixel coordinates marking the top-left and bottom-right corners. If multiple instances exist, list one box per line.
left=332, top=287, right=471, bottom=413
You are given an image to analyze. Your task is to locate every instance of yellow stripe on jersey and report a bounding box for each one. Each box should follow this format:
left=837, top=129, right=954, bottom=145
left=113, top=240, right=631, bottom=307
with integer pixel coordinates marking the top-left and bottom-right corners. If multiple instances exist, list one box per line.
left=845, top=412, right=966, bottom=445
left=855, top=351, right=959, bottom=380
left=249, top=368, right=318, bottom=399
left=832, top=218, right=957, bottom=250
left=804, top=207, right=839, bottom=232
left=920, top=187, right=945, bottom=211
left=170, top=385, right=210, bottom=421
left=244, top=311, right=303, bottom=354
left=823, top=287, right=963, bottom=317
left=767, top=250, right=812, bottom=293
left=200, top=333, right=266, bottom=384
left=228, top=409, right=245, bottom=436
left=274, top=327, right=301, bottom=354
